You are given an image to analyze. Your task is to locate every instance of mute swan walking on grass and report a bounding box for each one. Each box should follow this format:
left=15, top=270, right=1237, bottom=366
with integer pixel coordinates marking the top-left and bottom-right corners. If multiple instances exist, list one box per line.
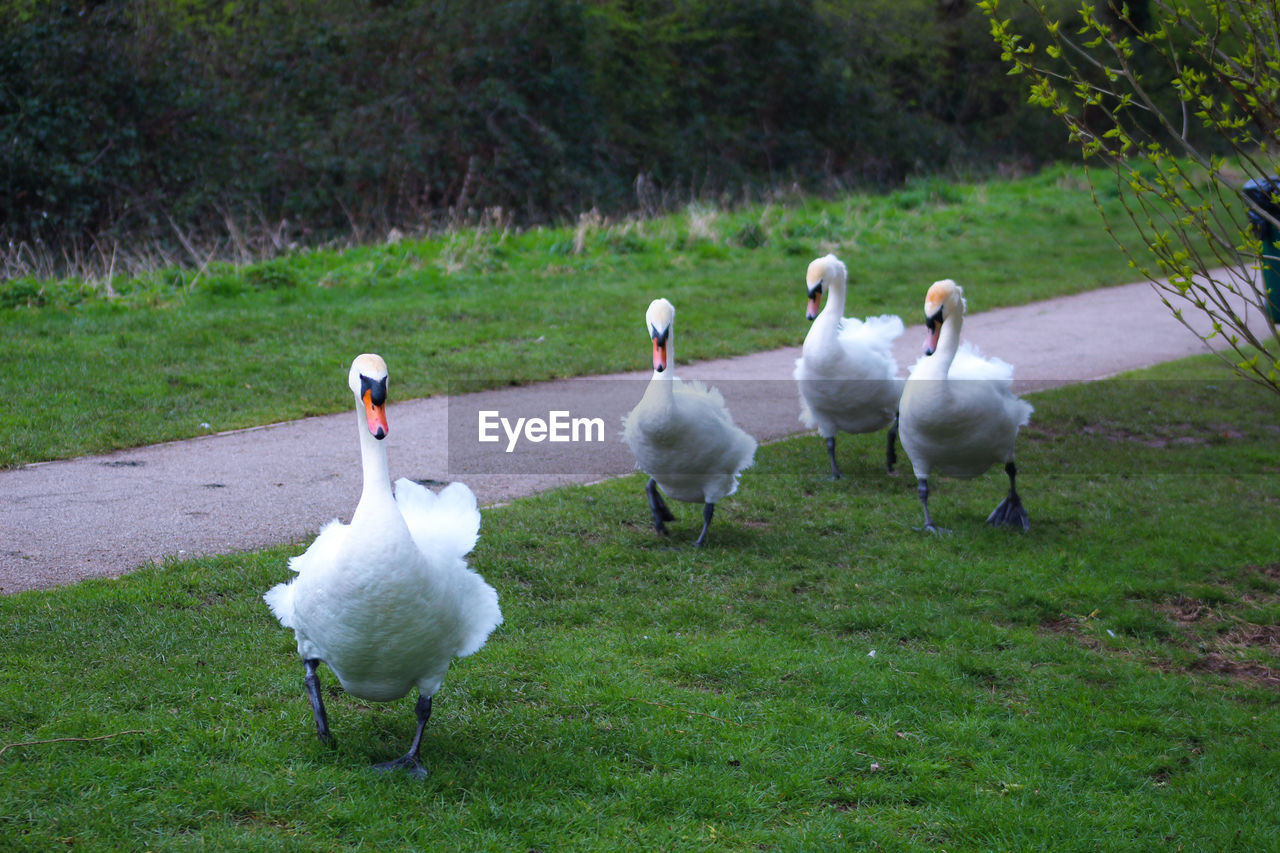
left=793, top=254, right=904, bottom=479
left=622, top=298, right=757, bottom=547
left=898, top=280, right=1033, bottom=532
left=264, top=354, right=502, bottom=778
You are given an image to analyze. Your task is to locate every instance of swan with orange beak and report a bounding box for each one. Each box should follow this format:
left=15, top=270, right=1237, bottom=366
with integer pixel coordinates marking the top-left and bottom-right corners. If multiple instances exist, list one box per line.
left=793, top=253, right=905, bottom=479
left=264, top=354, right=502, bottom=778
left=623, top=298, right=757, bottom=547
left=898, top=280, right=1033, bottom=532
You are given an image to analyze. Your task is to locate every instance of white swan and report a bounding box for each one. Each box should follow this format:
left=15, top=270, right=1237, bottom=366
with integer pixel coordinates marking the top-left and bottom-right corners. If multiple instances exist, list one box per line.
left=793, top=253, right=905, bottom=478
left=898, top=280, right=1033, bottom=532
left=622, top=298, right=757, bottom=546
left=264, top=353, right=502, bottom=778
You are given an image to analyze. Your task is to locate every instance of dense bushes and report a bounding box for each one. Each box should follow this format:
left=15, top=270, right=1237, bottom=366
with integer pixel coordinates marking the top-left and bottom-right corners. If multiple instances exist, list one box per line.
left=0, top=0, right=1078, bottom=251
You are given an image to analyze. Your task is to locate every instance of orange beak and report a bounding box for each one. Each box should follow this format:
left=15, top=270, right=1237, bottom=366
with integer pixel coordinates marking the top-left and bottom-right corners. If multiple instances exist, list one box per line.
left=652, top=337, right=667, bottom=373
left=363, top=389, right=389, bottom=439
left=924, top=311, right=942, bottom=356
left=806, top=290, right=822, bottom=320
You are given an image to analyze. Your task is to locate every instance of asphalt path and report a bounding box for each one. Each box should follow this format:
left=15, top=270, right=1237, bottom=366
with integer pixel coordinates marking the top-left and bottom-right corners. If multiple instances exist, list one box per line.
left=2, top=273, right=1274, bottom=593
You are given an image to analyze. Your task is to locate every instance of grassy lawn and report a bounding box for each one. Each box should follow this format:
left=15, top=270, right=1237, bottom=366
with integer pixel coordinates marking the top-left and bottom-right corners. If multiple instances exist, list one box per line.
left=1, top=353, right=1277, bottom=850
left=0, top=165, right=1160, bottom=469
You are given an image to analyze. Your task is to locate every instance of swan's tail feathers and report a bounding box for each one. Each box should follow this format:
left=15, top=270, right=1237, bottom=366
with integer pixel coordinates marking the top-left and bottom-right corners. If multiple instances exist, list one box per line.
left=715, top=428, right=758, bottom=501
left=861, top=313, right=906, bottom=338
left=395, top=478, right=482, bottom=560
left=839, top=313, right=905, bottom=348
left=454, top=572, right=504, bottom=659
left=262, top=581, right=297, bottom=630
left=738, top=430, right=759, bottom=472
left=1012, top=396, right=1035, bottom=428
left=797, top=394, right=818, bottom=430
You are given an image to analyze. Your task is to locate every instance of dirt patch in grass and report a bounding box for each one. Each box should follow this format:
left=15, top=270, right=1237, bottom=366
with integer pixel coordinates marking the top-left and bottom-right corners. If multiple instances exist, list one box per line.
left=1077, top=422, right=1248, bottom=448
left=1156, top=595, right=1211, bottom=624
left=1043, top=565, right=1280, bottom=691
left=1040, top=615, right=1077, bottom=634
left=1154, top=587, right=1280, bottom=689
left=1222, top=622, right=1280, bottom=651
left=1190, top=654, right=1280, bottom=690
left=1254, top=562, right=1280, bottom=582
left=1024, top=420, right=1259, bottom=449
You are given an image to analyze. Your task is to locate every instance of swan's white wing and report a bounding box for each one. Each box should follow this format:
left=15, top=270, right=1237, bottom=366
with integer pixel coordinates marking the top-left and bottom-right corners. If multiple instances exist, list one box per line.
left=624, top=377, right=756, bottom=503
left=837, top=313, right=905, bottom=358
left=797, top=313, right=904, bottom=436
left=666, top=381, right=757, bottom=499
left=948, top=341, right=1014, bottom=382
left=393, top=478, right=501, bottom=659
left=908, top=341, right=1013, bottom=383
left=674, top=381, right=756, bottom=453
left=946, top=343, right=1032, bottom=426
left=286, top=518, right=349, bottom=573
left=263, top=518, right=350, bottom=629
left=262, top=581, right=296, bottom=629
left=394, top=479, right=481, bottom=561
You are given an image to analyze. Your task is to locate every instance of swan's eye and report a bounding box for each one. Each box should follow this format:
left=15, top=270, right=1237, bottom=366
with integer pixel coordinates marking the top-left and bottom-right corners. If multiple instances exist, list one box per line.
left=650, top=325, right=668, bottom=346
left=809, top=280, right=823, bottom=297
left=361, top=374, right=387, bottom=406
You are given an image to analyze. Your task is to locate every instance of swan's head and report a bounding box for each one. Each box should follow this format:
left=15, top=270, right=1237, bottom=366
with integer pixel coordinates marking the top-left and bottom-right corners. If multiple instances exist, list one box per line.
left=805, top=254, right=845, bottom=321
left=348, top=353, right=389, bottom=440
left=922, top=279, right=965, bottom=356
left=646, top=298, right=675, bottom=373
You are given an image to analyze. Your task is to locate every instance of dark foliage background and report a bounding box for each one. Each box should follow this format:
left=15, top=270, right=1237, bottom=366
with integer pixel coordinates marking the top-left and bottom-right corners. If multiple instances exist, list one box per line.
left=1, top=0, right=1084, bottom=249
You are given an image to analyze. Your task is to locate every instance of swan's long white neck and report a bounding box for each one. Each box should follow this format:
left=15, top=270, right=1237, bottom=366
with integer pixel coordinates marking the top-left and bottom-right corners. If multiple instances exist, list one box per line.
left=353, top=405, right=394, bottom=523
left=819, top=270, right=847, bottom=324
left=925, top=307, right=964, bottom=379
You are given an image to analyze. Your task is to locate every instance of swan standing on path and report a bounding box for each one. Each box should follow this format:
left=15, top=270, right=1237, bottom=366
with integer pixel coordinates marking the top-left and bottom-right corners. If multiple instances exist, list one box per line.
left=622, top=298, right=757, bottom=547
left=898, top=280, right=1033, bottom=532
left=793, top=254, right=905, bottom=479
left=264, top=354, right=502, bottom=778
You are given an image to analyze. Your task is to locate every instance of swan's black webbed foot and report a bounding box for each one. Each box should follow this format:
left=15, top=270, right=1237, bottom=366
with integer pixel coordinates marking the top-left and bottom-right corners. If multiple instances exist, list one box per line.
left=374, top=753, right=430, bottom=779
left=986, top=462, right=1029, bottom=531
left=986, top=495, right=1028, bottom=530
left=374, top=693, right=432, bottom=780
left=825, top=436, right=842, bottom=480
left=646, top=477, right=675, bottom=535
left=303, top=658, right=335, bottom=746
left=693, top=502, right=716, bottom=547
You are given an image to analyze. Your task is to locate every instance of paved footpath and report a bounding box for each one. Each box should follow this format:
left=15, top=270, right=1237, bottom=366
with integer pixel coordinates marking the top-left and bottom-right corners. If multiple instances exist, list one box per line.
left=2, top=273, right=1274, bottom=593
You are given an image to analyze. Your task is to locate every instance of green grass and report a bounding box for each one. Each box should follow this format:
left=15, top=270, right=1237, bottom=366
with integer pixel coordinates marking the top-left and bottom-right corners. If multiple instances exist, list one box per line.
left=1, top=165, right=1161, bottom=469
left=2, top=353, right=1277, bottom=850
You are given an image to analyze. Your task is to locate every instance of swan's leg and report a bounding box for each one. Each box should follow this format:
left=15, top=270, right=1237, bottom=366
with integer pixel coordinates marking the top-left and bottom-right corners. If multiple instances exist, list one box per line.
left=303, top=658, right=334, bottom=745
left=986, top=461, right=1029, bottom=530
left=885, top=414, right=899, bottom=473
left=825, top=436, right=842, bottom=480
left=693, top=502, right=716, bottom=547
left=646, top=477, right=675, bottom=534
left=374, top=691, right=433, bottom=779
left=916, top=477, right=947, bottom=534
